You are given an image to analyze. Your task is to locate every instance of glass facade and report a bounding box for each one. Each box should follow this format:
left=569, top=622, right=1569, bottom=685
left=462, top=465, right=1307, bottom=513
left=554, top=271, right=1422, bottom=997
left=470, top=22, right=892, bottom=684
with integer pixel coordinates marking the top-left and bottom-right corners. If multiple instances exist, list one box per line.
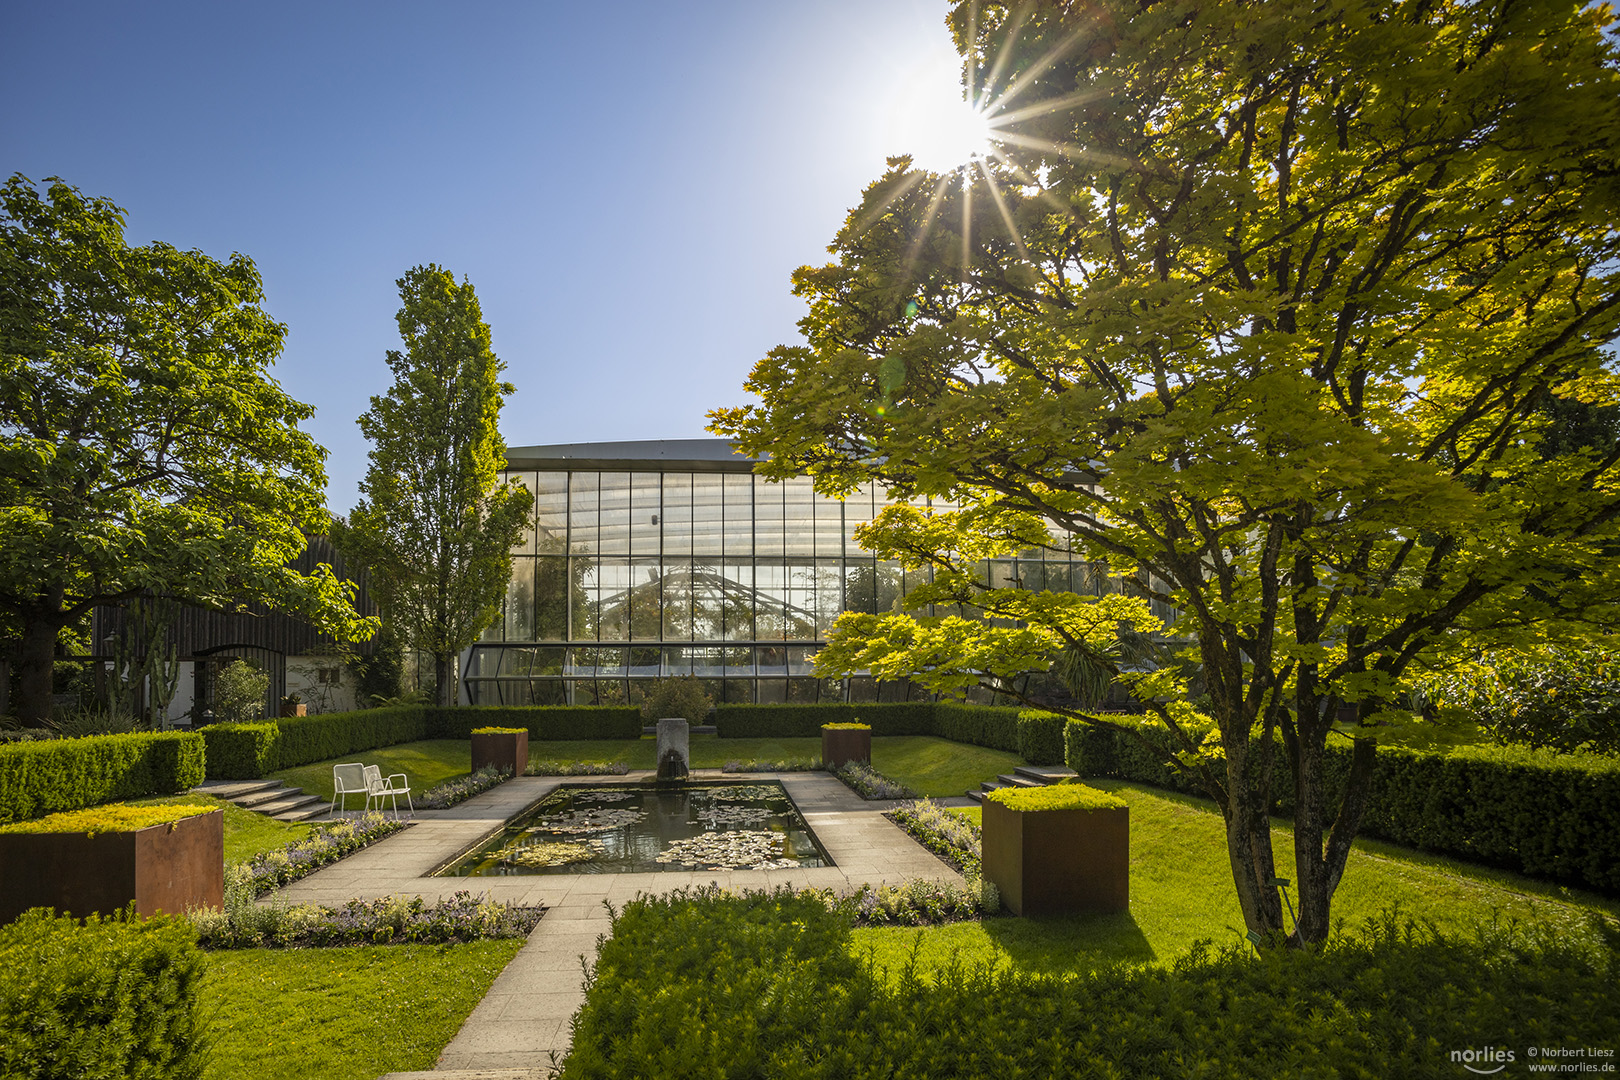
left=465, top=446, right=1157, bottom=706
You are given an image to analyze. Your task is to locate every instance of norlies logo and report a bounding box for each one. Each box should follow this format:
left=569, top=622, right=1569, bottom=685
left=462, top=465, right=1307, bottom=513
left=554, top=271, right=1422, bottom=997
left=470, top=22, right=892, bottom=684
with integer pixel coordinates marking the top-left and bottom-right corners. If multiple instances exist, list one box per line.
left=1453, top=1047, right=1517, bottom=1075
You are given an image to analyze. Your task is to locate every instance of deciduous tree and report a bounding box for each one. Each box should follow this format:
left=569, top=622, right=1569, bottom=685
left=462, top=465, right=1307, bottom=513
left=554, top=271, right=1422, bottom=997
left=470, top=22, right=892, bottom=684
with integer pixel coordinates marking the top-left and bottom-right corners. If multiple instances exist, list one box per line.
left=713, top=0, right=1620, bottom=944
left=0, top=176, right=373, bottom=724
left=340, top=266, right=530, bottom=707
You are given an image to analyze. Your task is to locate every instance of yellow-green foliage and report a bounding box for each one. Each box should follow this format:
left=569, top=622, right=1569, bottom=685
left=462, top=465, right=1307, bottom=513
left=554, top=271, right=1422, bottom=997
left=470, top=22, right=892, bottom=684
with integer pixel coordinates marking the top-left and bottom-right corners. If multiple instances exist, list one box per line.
left=0, top=802, right=216, bottom=836
left=471, top=726, right=527, bottom=735
left=821, top=722, right=871, bottom=731
left=985, top=783, right=1126, bottom=812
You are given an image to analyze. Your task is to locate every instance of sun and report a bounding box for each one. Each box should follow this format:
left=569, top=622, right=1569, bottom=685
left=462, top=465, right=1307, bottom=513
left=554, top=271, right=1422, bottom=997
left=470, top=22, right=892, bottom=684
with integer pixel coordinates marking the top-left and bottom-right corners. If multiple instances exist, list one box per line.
left=888, top=56, right=992, bottom=173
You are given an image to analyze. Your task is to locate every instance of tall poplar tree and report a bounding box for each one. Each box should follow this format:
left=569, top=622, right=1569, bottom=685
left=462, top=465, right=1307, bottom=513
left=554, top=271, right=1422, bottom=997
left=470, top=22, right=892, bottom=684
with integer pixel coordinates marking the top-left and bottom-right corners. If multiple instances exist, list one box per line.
left=342, top=265, right=530, bottom=707
left=714, top=0, right=1620, bottom=945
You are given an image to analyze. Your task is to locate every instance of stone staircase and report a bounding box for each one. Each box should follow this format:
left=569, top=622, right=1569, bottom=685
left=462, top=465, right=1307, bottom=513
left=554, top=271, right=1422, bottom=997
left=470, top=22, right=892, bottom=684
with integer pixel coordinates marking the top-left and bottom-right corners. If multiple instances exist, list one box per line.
left=193, top=778, right=330, bottom=822
left=966, top=763, right=1077, bottom=803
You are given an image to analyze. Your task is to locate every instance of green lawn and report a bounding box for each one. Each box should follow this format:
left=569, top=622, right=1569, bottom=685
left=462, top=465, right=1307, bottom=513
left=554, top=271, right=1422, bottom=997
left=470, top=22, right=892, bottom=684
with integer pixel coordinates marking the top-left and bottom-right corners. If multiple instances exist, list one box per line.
left=202, top=940, right=523, bottom=1080
left=870, top=736, right=1024, bottom=797
left=271, top=740, right=472, bottom=805
left=852, top=780, right=1620, bottom=980
left=132, top=793, right=313, bottom=864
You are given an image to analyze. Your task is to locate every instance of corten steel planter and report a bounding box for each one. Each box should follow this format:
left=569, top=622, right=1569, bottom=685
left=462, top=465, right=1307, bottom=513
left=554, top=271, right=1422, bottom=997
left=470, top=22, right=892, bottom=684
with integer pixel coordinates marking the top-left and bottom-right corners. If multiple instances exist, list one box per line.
left=0, top=809, right=224, bottom=924
left=471, top=730, right=529, bottom=777
left=982, top=800, right=1129, bottom=917
left=280, top=702, right=308, bottom=718
left=821, top=726, right=871, bottom=768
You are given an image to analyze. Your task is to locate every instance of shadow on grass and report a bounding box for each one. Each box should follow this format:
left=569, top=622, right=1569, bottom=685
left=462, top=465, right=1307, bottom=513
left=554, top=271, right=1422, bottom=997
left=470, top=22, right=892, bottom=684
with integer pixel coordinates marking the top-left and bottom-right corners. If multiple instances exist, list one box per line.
left=975, top=908, right=1157, bottom=974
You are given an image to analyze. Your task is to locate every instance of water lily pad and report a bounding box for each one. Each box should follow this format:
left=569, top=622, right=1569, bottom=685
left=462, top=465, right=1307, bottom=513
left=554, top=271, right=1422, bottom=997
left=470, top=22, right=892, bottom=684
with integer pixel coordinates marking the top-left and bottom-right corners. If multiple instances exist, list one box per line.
left=654, top=830, right=797, bottom=870
left=497, top=839, right=600, bottom=868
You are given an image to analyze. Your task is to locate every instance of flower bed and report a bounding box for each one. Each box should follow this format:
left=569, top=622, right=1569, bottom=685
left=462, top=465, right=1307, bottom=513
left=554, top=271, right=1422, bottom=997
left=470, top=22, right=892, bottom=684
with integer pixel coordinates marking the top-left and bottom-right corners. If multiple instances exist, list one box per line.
left=722, top=756, right=820, bottom=772
left=832, top=760, right=919, bottom=800
left=242, top=812, right=407, bottom=895
left=527, top=760, right=630, bottom=776
left=888, top=798, right=982, bottom=878
left=191, top=888, right=543, bottom=949
left=419, top=765, right=512, bottom=809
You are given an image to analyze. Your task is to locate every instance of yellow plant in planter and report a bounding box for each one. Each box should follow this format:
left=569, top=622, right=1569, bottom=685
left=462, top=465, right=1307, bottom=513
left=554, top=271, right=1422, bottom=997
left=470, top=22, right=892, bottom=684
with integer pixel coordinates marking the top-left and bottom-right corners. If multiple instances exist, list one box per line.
left=471, top=726, right=527, bottom=735
left=982, top=781, right=1129, bottom=916
left=984, top=783, right=1126, bottom=813
left=0, top=803, right=215, bottom=836
left=820, top=722, right=871, bottom=730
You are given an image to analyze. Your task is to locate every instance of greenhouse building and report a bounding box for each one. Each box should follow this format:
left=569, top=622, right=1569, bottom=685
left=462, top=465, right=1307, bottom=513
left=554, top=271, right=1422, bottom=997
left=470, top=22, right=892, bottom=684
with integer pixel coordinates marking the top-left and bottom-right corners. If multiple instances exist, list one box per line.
left=462, top=438, right=1137, bottom=707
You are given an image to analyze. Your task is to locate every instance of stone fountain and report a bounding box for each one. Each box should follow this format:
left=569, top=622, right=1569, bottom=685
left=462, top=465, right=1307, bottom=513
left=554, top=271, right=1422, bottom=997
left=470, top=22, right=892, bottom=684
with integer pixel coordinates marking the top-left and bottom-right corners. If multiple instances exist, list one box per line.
left=655, top=717, right=690, bottom=782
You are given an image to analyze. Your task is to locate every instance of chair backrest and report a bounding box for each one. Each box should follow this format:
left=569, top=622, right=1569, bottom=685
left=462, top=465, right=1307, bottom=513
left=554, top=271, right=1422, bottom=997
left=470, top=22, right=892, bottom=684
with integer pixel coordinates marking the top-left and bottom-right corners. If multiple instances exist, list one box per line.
left=363, top=764, right=384, bottom=793
left=333, top=763, right=366, bottom=792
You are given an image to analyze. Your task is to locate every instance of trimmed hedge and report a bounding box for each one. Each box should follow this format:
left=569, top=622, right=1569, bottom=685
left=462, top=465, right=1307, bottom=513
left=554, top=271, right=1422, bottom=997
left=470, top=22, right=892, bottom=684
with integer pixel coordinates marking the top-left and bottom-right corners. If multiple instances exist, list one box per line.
left=714, top=702, right=1025, bottom=752
left=0, top=732, right=205, bottom=824
left=1063, top=716, right=1620, bottom=893
left=200, top=722, right=281, bottom=781
left=274, top=707, right=427, bottom=771
left=564, top=888, right=1619, bottom=1079
left=0, top=908, right=207, bottom=1079
left=423, top=705, right=642, bottom=741
left=1015, top=711, right=1067, bottom=764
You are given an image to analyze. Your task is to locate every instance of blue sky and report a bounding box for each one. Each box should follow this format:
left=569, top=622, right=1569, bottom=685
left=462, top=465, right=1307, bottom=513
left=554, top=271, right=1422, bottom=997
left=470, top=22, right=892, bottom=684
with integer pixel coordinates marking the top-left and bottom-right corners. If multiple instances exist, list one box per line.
left=1, top=1, right=972, bottom=513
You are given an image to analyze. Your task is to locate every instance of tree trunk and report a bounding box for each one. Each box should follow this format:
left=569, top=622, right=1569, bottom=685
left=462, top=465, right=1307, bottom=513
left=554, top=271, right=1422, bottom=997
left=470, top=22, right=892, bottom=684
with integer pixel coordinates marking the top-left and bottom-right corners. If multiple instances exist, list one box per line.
left=434, top=653, right=455, bottom=707
left=0, top=656, right=10, bottom=718
left=1220, top=727, right=1287, bottom=937
left=15, top=615, right=62, bottom=725
left=1291, top=734, right=1378, bottom=945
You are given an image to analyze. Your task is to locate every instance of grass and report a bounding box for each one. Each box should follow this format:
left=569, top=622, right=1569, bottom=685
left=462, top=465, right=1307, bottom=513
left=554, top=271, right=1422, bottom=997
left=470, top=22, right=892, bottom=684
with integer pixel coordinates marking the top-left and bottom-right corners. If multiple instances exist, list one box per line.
left=201, top=940, right=523, bottom=1080
left=870, top=736, right=1024, bottom=797
left=271, top=740, right=472, bottom=805
left=131, top=793, right=313, bottom=864
left=852, top=780, right=1620, bottom=981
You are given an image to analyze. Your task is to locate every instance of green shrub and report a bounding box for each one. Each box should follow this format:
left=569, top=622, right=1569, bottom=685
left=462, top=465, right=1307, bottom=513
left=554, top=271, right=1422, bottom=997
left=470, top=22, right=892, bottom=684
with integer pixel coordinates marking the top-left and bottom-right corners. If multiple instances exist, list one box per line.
left=0, top=732, right=204, bottom=824
left=1015, top=711, right=1067, bottom=764
left=424, top=706, right=642, bottom=741
left=0, top=908, right=207, bottom=1079
left=200, top=722, right=281, bottom=780
left=1062, top=717, right=1620, bottom=893
left=563, top=891, right=1620, bottom=1080
left=275, top=706, right=428, bottom=770
left=639, top=676, right=713, bottom=725
left=213, top=658, right=270, bottom=724
left=932, top=702, right=1023, bottom=752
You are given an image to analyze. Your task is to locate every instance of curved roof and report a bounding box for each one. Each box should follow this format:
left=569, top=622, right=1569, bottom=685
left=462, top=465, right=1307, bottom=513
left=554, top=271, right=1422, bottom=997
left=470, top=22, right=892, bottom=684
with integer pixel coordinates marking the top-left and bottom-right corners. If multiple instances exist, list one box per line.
left=502, top=438, right=762, bottom=474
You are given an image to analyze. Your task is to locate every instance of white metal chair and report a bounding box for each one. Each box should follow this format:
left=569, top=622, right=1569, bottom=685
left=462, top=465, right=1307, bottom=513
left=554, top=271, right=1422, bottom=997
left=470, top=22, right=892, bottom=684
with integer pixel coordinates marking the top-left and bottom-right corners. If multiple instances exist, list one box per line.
left=331, top=763, right=369, bottom=816
left=363, top=763, right=413, bottom=819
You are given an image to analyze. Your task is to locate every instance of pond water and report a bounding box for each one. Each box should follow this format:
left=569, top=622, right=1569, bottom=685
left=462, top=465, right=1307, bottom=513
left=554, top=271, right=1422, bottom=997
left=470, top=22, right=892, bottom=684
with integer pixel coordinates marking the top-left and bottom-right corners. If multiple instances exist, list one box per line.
left=436, top=781, right=832, bottom=876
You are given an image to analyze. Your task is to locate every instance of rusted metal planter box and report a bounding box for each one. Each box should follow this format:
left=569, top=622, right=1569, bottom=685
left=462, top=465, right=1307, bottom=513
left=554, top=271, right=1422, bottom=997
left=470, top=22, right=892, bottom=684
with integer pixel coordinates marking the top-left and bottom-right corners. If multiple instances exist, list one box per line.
left=982, top=800, right=1128, bottom=916
left=821, top=726, right=871, bottom=768
left=0, top=809, right=224, bottom=924
left=471, top=730, right=529, bottom=777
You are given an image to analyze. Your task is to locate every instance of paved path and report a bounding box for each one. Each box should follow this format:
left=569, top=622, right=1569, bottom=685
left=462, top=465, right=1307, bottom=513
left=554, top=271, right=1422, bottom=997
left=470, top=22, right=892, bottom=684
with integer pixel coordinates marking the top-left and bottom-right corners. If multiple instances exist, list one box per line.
left=265, top=770, right=961, bottom=1077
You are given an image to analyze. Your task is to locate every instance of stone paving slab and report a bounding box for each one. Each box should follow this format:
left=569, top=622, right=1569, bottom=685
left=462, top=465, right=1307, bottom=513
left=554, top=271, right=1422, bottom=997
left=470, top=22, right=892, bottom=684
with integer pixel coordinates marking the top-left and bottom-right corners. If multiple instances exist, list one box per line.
left=270, top=769, right=962, bottom=1072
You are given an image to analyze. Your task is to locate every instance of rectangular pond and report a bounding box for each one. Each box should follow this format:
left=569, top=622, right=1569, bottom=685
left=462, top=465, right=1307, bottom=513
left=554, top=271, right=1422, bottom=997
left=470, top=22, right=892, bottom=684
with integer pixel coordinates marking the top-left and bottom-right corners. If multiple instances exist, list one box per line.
left=436, top=781, right=832, bottom=876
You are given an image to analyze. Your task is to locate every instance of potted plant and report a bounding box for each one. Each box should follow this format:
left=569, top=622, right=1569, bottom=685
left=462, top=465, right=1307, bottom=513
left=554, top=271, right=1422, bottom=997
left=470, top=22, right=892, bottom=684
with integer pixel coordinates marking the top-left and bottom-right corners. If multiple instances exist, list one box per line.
left=279, top=693, right=306, bottom=718
left=981, top=783, right=1128, bottom=916
left=821, top=721, right=871, bottom=769
left=471, top=726, right=529, bottom=777
left=0, top=804, right=224, bottom=923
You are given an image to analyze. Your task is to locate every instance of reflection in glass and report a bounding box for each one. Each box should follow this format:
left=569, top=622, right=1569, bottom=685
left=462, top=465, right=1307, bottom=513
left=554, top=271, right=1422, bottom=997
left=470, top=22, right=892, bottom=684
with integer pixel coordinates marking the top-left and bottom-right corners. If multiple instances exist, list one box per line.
left=536, top=556, right=569, bottom=640
left=691, top=474, right=722, bottom=556
left=630, top=473, right=661, bottom=556
left=509, top=472, right=538, bottom=555
left=783, top=476, right=815, bottom=557
left=662, top=473, right=693, bottom=556
left=535, top=473, right=569, bottom=554
left=723, top=560, right=755, bottom=641
left=597, top=473, right=632, bottom=554
left=814, top=489, right=843, bottom=558
left=505, top=558, right=535, bottom=641
left=722, top=474, right=752, bottom=555
left=569, top=473, right=599, bottom=554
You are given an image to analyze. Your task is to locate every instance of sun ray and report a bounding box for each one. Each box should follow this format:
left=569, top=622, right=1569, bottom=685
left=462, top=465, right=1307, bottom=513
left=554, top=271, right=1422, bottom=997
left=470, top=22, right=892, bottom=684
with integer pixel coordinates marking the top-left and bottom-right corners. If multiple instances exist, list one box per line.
left=978, top=2, right=1032, bottom=111
left=991, top=128, right=1133, bottom=171
left=988, top=86, right=1107, bottom=129
left=851, top=169, right=929, bottom=238
left=987, top=145, right=1076, bottom=222
left=964, top=0, right=980, bottom=111
left=984, top=12, right=1101, bottom=118
left=904, top=174, right=956, bottom=281
left=977, top=158, right=1030, bottom=260
left=960, top=167, right=974, bottom=283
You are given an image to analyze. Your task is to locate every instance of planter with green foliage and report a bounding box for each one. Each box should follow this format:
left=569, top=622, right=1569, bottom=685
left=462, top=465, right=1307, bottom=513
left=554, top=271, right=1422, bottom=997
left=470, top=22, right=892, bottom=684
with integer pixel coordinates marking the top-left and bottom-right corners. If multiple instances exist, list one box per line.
left=821, top=722, right=872, bottom=768
left=0, top=804, right=223, bottom=924
left=470, top=726, right=529, bottom=777
left=982, top=784, right=1128, bottom=916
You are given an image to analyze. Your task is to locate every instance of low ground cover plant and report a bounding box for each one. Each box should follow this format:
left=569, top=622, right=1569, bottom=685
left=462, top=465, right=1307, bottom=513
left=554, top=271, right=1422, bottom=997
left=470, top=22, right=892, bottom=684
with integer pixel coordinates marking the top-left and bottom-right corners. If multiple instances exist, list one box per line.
left=836, top=880, right=990, bottom=926
left=722, top=756, right=820, bottom=772
left=1, top=908, right=206, bottom=1080
left=831, top=760, right=919, bottom=800
left=240, top=812, right=406, bottom=895
left=191, top=887, right=542, bottom=949
left=561, top=889, right=1620, bottom=1079
left=419, top=765, right=511, bottom=808
left=528, top=760, right=630, bottom=776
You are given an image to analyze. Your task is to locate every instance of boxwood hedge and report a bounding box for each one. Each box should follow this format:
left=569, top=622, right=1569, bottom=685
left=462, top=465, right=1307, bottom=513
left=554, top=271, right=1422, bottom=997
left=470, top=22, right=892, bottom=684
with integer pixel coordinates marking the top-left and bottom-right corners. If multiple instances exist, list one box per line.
left=714, top=701, right=1026, bottom=752
left=0, top=731, right=204, bottom=824
left=1063, top=715, right=1620, bottom=893
left=563, top=888, right=1619, bottom=1079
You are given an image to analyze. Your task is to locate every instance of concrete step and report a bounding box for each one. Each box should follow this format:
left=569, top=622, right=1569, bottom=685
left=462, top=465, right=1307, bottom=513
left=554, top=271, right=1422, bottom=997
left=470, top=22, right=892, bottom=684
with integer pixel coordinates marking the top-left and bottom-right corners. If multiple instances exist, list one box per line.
left=251, top=791, right=325, bottom=817
left=966, top=789, right=985, bottom=803
left=1013, top=765, right=1077, bottom=784
left=192, top=778, right=284, bottom=800
left=236, top=784, right=304, bottom=809
left=273, top=802, right=333, bottom=822
left=995, top=773, right=1043, bottom=788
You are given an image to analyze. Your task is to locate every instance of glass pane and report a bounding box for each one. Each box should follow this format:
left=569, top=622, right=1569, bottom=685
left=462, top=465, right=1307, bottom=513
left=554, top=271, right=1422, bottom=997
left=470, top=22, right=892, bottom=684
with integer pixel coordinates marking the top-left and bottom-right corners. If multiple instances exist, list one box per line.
left=722, top=474, right=753, bottom=555
left=754, top=478, right=785, bottom=557
left=535, top=556, right=569, bottom=640
left=570, top=556, right=598, bottom=640
left=530, top=679, right=566, bottom=705
left=535, top=472, right=569, bottom=554
left=784, top=558, right=816, bottom=640
left=783, top=476, right=815, bottom=556
left=721, top=645, right=754, bottom=674
left=662, top=646, right=693, bottom=676
left=815, top=559, right=842, bottom=636
left=660, top=558, right=694, bottom=640
left=532, top=647, right=565, bottom=677
left=815, top=490, right=843, bottom=558
left=663, top=473, right=694, bottom=556
left=756, top=679, right=787, bottom=704
left=844, top=481, right=875, bottom=554
left=847, top=675, right=878, bottom=702
left=597, top=472, right=631, bottom=554
left=786, top=645, right=816, bottom=676
left=628, top=646, right=660, bottom=677
left=722, top=560, right=755, bottom=641
left=507, top=471, right=538, bottom=555
left=630, top=472, right=661, bottom=556
left=595, top=557, right=633, bottom=640
left=844, top=559, right=877, bottom=615
left=721, top=677, right=754, bottom=703
left=786, top=677, right=820, bottom=702
left=690, top=473, right=722, bottom=556
left=569, top=472, right=599, bottom=554
left=756, top=644, right=787, bottom=674
left=690, top=558, right=723, bottom=640
left=499, top=646, right=535, bottom=676
left=877, top=560, right=904, bottom=613
left=691, top=646, right=725, bottom=678
left=754, top=558, right=787, bottom=641
left=628, top=558, right=661, bottom=640
left=504, top=558, right=535, bottom=641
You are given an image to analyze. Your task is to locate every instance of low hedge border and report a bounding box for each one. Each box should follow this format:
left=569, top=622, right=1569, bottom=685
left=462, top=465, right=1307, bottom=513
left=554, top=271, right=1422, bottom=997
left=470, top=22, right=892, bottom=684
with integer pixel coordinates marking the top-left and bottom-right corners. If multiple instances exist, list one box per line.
left=1062, top=715, right=1620, bottom=894
left=713, top=701, right=1026, bottom=752
left=0, top=731, right=205, bottom=824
